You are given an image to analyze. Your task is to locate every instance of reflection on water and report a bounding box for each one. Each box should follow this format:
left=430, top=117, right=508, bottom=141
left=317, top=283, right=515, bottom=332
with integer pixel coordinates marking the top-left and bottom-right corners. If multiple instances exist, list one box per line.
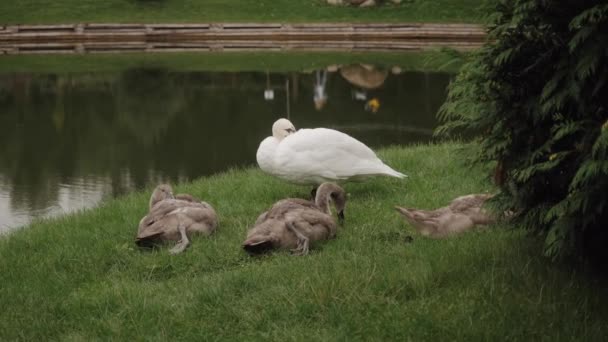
left=0, top=64, right=451, bottom=232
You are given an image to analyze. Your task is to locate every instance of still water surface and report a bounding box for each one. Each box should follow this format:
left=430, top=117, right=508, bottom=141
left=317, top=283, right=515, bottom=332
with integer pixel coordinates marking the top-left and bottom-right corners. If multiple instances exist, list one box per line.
left=0, top=63, right=451, bottom=232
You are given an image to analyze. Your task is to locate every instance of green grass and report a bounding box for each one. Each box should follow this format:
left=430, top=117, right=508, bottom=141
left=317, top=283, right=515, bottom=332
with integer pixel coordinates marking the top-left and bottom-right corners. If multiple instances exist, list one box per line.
left=0, top=0, right=486, bottom=25
left=0, top=50, right=464, bottom=74
left=1, top=143, right=606, bottom=340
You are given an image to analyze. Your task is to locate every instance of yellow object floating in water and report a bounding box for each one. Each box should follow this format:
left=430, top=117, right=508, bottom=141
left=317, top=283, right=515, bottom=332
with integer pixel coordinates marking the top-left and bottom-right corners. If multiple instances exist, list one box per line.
left=365, top=98, right=380, bottom=113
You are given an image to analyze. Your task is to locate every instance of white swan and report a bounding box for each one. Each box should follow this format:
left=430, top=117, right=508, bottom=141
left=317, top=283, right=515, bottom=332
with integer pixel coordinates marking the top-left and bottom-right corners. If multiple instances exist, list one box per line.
left=256, top=118, right=406, bottom=185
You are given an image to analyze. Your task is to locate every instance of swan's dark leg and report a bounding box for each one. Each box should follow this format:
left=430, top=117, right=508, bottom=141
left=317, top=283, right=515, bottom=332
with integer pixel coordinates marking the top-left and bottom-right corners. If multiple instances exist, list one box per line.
left=286, top=221, right=309, bottom=256
left=169, top=221, right=190, bottom=254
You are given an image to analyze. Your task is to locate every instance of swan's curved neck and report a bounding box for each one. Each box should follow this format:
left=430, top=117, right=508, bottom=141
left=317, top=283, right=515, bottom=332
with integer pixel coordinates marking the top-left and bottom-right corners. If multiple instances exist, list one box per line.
left=314, top=187, right=333, bottom=215
left=150, top=195, right=164, bottom=210
left=149, top=188, right=174, bottom=210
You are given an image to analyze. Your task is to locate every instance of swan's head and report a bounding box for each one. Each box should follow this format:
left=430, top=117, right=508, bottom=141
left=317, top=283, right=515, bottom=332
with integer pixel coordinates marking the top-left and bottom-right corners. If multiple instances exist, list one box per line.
left=316, top=182, right=347, bottom=223
left=149, top=184, right=174, bottom=210
left=272, top=118, right=296, bottom=141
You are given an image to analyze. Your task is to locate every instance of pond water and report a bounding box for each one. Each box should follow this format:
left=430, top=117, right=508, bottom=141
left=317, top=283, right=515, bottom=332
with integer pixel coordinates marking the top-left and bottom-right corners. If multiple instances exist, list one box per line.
left=0, top=62, right=451, bottom=232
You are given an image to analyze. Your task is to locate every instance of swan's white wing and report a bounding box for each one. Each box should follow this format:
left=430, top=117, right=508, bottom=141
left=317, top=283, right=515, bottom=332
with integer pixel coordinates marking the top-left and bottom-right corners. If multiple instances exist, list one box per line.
left=274, top=128, right=404, bottom=183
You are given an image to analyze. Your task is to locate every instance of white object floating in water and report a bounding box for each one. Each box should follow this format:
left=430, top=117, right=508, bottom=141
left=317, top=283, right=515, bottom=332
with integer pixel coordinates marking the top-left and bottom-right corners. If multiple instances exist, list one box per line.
left=264, top=89, right=275, bottom=101
left=353, top=90, right=367, bottom=101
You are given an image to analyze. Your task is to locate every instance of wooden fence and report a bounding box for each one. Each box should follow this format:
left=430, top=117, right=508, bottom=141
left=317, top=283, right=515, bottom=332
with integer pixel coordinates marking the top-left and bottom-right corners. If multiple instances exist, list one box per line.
left=0, top=23, right=486, bottom=54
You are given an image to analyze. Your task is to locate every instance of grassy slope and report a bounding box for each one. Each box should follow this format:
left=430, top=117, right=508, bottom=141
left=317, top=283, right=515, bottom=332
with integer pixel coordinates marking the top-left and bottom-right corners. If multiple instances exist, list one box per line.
left=0, top=143, right=606, bottom=340
left=0, top=0, right=485, bottom=25
left=0, top=51, right=463, bottom=74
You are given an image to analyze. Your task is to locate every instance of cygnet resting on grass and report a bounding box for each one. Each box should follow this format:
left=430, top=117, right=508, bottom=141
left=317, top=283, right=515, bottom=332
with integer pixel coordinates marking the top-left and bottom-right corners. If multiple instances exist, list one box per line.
left=243, top=182, right=347, bottom=256
left=136, top=184, right=218, bottom=254
left=395, top=194, right=495, bottom=238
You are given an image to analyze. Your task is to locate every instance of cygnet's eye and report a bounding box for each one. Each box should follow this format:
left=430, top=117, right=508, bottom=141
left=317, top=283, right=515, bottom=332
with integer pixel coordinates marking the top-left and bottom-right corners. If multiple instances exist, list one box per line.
left=286, top=128, right=295, bottom=133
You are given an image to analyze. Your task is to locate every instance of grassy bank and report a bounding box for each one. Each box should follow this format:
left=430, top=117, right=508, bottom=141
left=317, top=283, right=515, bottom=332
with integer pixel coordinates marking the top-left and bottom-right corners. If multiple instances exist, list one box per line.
left=0, top=51, right=463, bottom=74
left=0, top=0, right=485, bottom=25
left=0, top=143, right=606, bottom=340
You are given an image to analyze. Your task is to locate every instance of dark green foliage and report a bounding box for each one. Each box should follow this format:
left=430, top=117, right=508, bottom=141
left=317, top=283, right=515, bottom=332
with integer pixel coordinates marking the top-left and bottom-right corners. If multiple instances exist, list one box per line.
left=438, top=1, right=608, bottom=259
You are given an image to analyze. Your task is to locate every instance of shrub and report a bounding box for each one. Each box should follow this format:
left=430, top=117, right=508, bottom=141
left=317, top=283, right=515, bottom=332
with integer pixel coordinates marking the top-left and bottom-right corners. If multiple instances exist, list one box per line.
left=437, top=0, right=608, bottom=259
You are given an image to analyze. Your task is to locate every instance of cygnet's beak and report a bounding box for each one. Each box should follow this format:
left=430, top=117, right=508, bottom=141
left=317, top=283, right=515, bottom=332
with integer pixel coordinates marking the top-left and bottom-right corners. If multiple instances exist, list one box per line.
left=338, top=210, right=345, bottom=224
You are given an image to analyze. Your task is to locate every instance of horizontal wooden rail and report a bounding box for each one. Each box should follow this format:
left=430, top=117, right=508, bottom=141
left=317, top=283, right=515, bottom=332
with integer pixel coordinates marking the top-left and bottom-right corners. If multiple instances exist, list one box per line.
left=0, top=23, right=486, bottom=55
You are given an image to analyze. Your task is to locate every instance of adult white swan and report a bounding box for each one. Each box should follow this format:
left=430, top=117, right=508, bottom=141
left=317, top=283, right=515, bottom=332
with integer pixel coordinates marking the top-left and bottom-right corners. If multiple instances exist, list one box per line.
left=256, top=118, right=406, bottom=185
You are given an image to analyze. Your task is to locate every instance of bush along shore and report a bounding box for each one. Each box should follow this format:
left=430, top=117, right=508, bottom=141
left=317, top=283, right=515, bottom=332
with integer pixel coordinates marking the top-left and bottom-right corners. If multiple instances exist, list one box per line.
left=1, top=143, right=607, bottom=340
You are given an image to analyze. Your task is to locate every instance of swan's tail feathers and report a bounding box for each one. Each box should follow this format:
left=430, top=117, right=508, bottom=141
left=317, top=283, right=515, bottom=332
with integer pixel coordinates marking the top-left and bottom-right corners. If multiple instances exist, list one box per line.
left=378, top=163, right=407, bottom=178
left=386, top=168, right=408, bottom=179
left=395, top=206, right=414, bottom=219
left=395, top=206, right=436, bottom=234
left=242, top=238, right=275, bottom=255
left=395, top=206, right=425, bottom=223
